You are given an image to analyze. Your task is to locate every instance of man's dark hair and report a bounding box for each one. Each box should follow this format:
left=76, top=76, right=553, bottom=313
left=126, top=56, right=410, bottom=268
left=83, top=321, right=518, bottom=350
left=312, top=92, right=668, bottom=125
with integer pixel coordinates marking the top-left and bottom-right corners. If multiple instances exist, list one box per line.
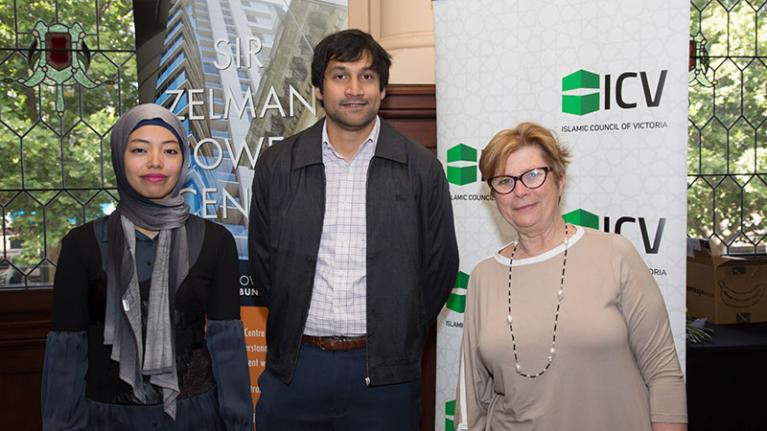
left=311, top=29, right=392, bottom=94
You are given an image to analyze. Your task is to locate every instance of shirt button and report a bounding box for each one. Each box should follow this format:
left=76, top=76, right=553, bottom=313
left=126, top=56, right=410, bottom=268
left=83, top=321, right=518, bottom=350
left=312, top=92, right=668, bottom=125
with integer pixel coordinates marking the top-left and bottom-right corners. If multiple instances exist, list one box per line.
left=146, top=260, right=152, bottom=266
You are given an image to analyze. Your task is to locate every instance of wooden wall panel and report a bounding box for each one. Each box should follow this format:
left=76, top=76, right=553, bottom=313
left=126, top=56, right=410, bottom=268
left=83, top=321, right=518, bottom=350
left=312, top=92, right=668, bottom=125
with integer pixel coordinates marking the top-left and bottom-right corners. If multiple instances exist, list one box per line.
left=380, top=84, right=438, bottom=431
left=0, top=289, right=52, bottom=430
left=380, top=84, right=437, bottom=154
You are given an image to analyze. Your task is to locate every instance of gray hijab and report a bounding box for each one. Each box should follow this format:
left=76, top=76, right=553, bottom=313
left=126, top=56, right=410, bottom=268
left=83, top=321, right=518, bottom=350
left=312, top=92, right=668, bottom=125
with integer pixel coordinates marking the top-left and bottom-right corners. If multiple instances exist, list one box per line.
left=103, top=103, right=190, bottom=419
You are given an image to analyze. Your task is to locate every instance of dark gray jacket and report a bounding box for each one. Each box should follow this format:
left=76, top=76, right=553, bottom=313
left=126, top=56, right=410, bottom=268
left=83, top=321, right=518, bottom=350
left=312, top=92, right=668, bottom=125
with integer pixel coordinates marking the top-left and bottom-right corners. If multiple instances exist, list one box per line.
left=248, top=118, right=458, bottom=386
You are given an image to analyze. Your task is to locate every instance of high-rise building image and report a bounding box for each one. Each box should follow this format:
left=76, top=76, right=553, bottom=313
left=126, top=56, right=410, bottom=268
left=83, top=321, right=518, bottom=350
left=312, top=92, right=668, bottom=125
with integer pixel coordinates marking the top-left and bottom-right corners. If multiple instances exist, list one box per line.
left=153, top=0, right=346, bottom=258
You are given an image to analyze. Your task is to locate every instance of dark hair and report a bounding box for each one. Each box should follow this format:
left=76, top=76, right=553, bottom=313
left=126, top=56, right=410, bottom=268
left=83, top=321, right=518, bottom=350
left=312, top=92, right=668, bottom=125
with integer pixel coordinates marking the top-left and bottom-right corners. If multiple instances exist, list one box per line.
left=311, top=29, right=392, bottom=94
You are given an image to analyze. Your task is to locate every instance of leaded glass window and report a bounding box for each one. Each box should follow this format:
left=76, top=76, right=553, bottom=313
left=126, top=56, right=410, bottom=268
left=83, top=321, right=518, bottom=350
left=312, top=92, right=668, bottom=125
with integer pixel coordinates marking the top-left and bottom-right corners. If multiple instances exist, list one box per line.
left=689, top=0, right=767, bottom=254
left=0, top=0, right=137, bottom=288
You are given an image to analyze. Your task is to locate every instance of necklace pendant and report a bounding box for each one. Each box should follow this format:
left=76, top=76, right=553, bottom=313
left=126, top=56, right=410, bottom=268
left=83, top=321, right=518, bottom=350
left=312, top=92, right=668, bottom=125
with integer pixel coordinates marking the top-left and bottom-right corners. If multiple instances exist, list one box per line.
left=506, top=224, right=570, bottom=379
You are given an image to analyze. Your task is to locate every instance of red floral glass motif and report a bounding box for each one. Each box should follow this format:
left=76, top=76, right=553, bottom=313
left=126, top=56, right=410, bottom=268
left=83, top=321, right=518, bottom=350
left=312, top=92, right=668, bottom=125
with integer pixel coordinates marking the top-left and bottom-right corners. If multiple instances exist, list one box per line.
left=45, top=32, right=72, bottom=70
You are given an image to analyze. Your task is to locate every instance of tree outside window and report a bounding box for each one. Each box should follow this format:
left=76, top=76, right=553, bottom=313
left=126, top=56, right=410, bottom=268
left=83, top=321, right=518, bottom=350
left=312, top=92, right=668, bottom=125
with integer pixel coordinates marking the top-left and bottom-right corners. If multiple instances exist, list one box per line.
left=689, top=0, right=767, bottom=254
left=0, top=0, right=137, bottom=288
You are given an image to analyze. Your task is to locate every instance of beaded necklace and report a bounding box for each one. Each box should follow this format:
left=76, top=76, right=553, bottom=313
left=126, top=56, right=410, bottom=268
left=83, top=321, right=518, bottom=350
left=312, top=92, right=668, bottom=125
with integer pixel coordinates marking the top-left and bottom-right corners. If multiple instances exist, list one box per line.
left=506, top=224, right=569, bottom=378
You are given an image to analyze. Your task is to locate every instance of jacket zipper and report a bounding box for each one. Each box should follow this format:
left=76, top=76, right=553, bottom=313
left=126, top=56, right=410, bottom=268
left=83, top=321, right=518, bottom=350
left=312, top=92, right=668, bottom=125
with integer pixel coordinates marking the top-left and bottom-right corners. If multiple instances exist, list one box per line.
left=290, top=162, right=327, bottom=375
left=364, top=157, right=375, bottom=387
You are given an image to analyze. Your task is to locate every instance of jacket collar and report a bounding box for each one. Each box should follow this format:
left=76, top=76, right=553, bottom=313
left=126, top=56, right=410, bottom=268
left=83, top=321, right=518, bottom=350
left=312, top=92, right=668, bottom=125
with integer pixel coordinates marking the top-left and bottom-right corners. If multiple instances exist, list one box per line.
left=293, top=117, right=407, bottom=169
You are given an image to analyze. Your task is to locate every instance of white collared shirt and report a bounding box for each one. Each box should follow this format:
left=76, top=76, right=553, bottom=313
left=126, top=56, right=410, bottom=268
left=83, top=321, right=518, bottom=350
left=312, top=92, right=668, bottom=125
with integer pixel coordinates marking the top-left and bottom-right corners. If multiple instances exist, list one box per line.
left=303, top=117, right=381, bottom=336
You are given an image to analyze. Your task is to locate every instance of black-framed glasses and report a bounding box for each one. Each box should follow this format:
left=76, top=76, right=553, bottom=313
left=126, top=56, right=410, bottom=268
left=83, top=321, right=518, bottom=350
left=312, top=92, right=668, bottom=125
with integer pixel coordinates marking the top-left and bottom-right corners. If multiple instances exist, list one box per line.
left=487, top=167, right=551, bottom=195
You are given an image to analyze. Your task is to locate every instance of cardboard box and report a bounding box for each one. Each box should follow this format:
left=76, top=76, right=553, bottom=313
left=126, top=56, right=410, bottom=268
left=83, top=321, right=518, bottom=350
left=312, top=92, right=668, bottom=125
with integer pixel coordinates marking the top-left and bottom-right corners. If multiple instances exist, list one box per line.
left=687, top=240, right=767, bottom=324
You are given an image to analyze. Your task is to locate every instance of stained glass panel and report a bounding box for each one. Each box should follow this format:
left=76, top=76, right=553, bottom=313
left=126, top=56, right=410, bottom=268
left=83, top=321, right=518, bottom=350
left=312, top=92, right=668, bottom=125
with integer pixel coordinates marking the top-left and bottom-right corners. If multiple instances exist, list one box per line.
left=0, top=0, right=137, bottom=288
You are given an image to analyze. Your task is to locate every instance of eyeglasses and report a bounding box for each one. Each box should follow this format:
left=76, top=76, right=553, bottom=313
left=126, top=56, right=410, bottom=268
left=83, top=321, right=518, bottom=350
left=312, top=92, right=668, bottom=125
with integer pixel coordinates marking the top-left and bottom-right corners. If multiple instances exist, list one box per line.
left=487, top=167, right=551, bottom=195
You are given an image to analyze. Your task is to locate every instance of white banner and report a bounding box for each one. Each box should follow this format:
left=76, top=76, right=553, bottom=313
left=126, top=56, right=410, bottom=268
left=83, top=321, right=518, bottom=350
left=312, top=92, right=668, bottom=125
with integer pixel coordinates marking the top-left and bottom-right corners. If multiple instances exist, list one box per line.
left=433, top=1, right=689, bottom=429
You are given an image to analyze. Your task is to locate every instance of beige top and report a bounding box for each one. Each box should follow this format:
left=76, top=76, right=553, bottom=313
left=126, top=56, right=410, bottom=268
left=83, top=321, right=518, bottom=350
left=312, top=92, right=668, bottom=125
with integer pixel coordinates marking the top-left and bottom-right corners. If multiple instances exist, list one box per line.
left=459, top=227, right=687, bottom=430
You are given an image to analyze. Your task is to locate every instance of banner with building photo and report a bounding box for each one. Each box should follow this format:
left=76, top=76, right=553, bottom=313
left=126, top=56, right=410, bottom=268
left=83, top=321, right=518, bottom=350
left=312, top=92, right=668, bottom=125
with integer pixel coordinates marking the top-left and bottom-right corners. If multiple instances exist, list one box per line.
left=433, top=0, right=689, bottom=429
left=146, top=0, right=347, bottom=409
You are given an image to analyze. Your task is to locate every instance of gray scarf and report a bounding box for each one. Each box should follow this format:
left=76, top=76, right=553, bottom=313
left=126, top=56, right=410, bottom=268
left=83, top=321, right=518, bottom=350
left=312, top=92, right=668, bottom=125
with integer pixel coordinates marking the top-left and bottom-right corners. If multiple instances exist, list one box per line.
left=103, top=104, right=190, bottom=419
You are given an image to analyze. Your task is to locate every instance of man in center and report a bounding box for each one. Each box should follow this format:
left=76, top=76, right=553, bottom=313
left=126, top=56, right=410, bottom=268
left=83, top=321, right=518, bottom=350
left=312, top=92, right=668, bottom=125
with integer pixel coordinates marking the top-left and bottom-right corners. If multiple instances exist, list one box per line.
left=248, top=29, right=459, bottom=430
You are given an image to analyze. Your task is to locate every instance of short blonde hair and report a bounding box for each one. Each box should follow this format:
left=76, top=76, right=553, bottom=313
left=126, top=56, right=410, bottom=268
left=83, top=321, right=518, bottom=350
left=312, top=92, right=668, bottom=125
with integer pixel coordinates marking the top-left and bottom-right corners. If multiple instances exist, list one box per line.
left=479, top=122, right=571, bottom=184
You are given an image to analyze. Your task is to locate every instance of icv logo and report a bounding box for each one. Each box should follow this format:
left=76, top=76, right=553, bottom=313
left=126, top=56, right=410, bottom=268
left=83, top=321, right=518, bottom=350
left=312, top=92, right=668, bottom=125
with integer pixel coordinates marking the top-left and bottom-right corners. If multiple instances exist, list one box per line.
left=562, top=69, right=600, bottom=116
left=446, top=271, right=469, bottom=313
left=446, top=144, right=477, bottom=186
left=563, top=208, right=666, bottom=254
left=561, top=68, right=668, bottom=116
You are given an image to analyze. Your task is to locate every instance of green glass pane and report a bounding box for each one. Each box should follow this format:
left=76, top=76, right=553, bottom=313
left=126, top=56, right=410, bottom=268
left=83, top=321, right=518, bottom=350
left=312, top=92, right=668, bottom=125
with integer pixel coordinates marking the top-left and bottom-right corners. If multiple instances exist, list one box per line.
left=0, top=134, right=21, bottom=190
left=5, top=191, right=44, bottom=270
left=116, top=55, right=139, bottom=110
left=687, top=179, right=714, bottom=238
left=82, top=52, right=121, bottom=132
left=688, top=124, right=701, bottom=175
left=743, top=177, right=767, bottom=246
left=14, top=0, right=56, bottom=49
left=742, top=61, right=767, bottom=125
left=714, top=176, right=743, bottom=243
left=712, top=59, right=742, bottom=129
left=38, top=83, right=80, bottom=135
left=758, top=127, right=767, bottom=174
left=85, top=51, right=116, bottom=84
left=84, top=190, right=117, bottom=222
left=690, top=4, right=701, bottom=35
left=56, top=0, right=99, bottom=36
left=0, top=0, right=17, bottom=48
left=22, top=122, right=62, bottom=189
left=717, top=0, right=741, bottom=12
left=729, top=2, right=757, bottom=57
left=691, top=0, right=712, bottom=11
left=0, top=191, right=15, bottom=206
left=102, top=136, right=116, bottom=188
left=59, top=85, right=82, bottom=135
left=45, top=191, right=83, bottom=265
left=38, top=85, right=63, bottom=133
left=82, top=106, right=119, bottom=140
left=758, top=7, right=767, bottom=57
left=688, top=79, right=713, bottom=127
left=0, top=51, right=36, bottom=136
left=700, top=3, right=728, bottom=57
left=96, top=0, right=136, bottom=51
left=64, top=122, right=104, bottom=188
left=730, top=119, right=755, bottom=174
left=699, top=120, right=727, bottom=175
left=67, top=189, right=97, bottom=205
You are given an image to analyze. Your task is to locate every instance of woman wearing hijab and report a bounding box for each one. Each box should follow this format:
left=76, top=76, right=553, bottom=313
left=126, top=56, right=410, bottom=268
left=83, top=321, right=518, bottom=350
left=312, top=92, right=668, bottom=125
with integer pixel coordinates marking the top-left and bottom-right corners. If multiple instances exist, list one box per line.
left=41, top=104, right=253, bottom=430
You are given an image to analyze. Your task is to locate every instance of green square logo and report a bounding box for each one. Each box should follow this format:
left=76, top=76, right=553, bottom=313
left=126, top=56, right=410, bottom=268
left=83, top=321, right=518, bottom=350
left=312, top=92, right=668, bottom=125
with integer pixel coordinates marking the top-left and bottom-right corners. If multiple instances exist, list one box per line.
left=445, top=400, right=456, bottom=431
left=562, top=69, right=600, bottom=116
left=563, top=208, right=600, bottom=229
left=446, top=144, right=478, bottom=186
left=446, top=271, right=469, bottom=313
left=447, top=165, right=477, bottom=186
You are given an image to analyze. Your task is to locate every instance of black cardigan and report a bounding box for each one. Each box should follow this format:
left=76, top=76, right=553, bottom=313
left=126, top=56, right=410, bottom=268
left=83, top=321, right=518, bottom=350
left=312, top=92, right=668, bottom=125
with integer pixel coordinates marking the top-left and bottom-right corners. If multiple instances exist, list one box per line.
left=51, top=216, right=240, bottom=403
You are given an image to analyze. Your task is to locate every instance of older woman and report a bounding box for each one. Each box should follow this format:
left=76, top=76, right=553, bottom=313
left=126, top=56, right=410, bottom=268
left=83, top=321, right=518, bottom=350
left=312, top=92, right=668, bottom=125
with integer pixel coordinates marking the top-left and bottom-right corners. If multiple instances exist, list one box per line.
left=41, top=104, right=252, bottom=430
left=458, top=122, right=686, bottom=430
